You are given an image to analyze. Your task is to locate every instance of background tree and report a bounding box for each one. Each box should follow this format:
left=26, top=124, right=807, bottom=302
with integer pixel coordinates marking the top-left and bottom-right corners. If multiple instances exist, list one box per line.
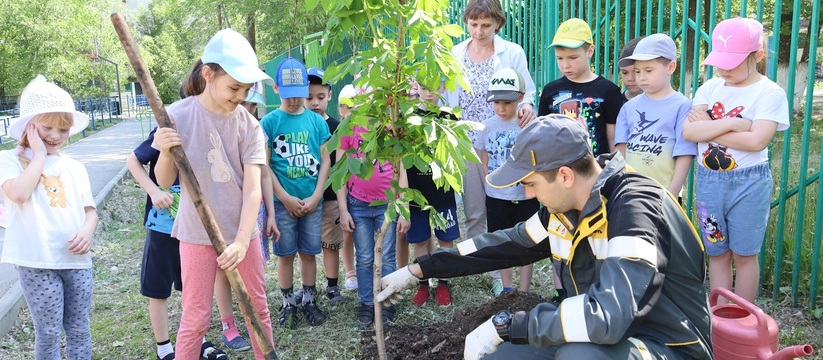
left=0, top=0, right=129, bottom=98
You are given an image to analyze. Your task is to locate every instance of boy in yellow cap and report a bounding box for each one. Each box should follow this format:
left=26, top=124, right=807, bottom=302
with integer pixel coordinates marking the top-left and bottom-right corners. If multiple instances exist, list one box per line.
left=536, top=18, right=624, bottom=302
left=538, top=18, right=623, bottom=157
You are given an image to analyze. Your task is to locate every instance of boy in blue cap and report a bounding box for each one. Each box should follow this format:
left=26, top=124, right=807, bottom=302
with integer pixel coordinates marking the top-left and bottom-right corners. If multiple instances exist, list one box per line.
left=260, top=58, right=331, bottom=328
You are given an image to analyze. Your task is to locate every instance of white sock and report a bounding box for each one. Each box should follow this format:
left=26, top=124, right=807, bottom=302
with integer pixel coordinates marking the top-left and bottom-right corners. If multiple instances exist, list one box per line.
left=157, top=340, right=173, bottom=358
left=201, top=337, right=212, bottom=357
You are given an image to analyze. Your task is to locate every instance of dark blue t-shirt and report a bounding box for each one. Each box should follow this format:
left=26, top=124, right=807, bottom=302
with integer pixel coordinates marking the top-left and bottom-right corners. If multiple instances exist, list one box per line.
left=133, top=127, right=180, bottom=231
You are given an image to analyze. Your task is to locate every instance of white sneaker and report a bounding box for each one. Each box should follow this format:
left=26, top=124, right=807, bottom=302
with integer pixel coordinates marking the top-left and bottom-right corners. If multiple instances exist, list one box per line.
left=345, top=274, right=358, bottom=290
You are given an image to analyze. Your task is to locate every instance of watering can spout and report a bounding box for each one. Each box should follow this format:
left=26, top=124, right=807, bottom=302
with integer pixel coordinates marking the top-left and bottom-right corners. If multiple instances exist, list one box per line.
left=767, top=344, right=814, bottom=360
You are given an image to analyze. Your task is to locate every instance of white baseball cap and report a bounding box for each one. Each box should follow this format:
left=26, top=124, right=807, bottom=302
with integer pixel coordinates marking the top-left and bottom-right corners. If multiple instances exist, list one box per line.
left=202, top=29, right=273, bottom=85
left=338, top=84, right=357, bottom=107
left=486, top=68, right=526, bottom=102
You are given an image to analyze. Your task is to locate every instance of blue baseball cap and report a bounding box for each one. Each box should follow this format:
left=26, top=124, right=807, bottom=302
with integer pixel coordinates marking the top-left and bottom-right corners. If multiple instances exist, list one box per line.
left=275, top=58, right=309, bottom=99
left=307, top=67, right=329, bottom=85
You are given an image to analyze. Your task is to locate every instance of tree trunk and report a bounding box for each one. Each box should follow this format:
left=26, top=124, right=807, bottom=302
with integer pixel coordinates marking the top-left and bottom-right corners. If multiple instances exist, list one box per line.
left=247, top=12, right=256, bottom=51
left=217, top=4, right=223, bottom=30
left=683, top=0, right=698, bottom=71
left=373, top=220, right=390, bottom=360
left=799, top=12, right=823, bottom=63
left=778, top=3, right=794, bottom=64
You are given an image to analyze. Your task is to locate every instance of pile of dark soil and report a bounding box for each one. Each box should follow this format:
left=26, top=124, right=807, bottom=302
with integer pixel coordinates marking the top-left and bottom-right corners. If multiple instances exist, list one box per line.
left=361, top=291, right=547, bottom=360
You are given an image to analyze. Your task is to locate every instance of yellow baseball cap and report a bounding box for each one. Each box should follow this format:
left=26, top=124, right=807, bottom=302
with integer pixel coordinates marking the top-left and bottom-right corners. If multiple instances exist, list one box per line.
left=549, top=18, right=593, bottom=49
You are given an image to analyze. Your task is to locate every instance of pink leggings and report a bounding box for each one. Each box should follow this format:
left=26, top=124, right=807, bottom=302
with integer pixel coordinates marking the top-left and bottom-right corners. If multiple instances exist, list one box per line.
left=176, top=237, right=273, bottom=360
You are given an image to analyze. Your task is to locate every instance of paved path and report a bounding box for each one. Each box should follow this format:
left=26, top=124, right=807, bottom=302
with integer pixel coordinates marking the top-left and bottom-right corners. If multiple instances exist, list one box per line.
left=0, top=117, right=150, bottom=337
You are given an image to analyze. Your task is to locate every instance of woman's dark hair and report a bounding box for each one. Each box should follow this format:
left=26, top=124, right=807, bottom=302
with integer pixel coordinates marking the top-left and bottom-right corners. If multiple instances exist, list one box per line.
left=182, top=59, right=225, bottom=97
left=463, top=0, right=506, bottom=32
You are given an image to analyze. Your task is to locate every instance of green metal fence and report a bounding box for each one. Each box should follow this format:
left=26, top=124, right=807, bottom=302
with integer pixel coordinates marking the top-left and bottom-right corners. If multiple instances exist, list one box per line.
left=281, top=0, right=822, bottom=308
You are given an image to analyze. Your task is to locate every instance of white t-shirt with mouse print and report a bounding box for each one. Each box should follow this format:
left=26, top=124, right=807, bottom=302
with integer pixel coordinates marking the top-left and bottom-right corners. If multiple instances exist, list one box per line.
left=692, top=77, right=789, bottom=171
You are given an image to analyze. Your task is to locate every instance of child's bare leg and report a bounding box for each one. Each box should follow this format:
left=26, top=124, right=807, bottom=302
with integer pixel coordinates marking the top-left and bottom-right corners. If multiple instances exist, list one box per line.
left=396, top=231, right=410, bottom=268
left=298, top=252, right=318, bottom=302
left=215, top=270, right=243, bottom=343
left=278, top=254, right=296, bottom=305
left=215, top=270, right=233, bottom=320
left=412, top=239, right=432, bottom=306
left=709, top=252, right=733, bottom=304
left=342, top=232, right=357, bottom=289
left=501, top=268, right=514, bottom=292
left=322, top=247, right=340, bottom=280
left=148, top=298, right=170, bottom=342
left=518, top=264, right=534, bottom=292
left=732, top=253, right=760, bottom=303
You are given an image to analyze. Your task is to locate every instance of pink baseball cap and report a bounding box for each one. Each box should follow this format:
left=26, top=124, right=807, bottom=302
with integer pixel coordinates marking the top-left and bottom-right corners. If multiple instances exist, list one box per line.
left=702, top=17, right=763, bottom=70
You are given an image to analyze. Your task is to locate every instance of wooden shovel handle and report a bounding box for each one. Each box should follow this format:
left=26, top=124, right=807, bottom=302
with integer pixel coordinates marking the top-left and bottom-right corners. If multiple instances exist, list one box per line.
left=110, top=13, right=276, bottom=359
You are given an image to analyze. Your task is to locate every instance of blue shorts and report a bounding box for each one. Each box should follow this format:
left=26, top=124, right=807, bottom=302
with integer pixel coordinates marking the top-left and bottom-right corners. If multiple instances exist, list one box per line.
left=273, top=201, right=323, bottom=257
left=406, top=206, right=460, bottom=243
left=696, top=163, right=772, bottom=257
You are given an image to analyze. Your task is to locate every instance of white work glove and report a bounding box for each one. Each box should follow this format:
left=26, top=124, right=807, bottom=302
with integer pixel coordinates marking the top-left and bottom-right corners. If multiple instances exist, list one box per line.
left=464, top=317, right=504, bottom=360
left=375, top=265, right=420, bottom=304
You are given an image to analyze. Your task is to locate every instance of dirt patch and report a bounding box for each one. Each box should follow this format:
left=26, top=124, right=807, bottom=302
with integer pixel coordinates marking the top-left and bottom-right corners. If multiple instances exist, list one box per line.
left=360, top=292, right=547, bottom=360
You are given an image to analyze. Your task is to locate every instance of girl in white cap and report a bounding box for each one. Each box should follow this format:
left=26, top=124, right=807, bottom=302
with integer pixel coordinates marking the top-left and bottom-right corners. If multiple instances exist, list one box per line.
left=0, top=75, right=96, bottom=359
left=153, top=28, right=275, bottom=360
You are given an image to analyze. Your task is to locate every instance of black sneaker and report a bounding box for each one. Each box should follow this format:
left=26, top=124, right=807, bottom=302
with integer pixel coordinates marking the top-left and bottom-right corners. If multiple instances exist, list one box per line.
left=200, top=341, right=227, bottom=360
left=301, top=301, right=327, bottom=326
left=279, top=304, right=299, bottom=329
left=381, top=305, right=396, bottom=327
left=326, top=286, right=346, bottom=305
left=157, top=353, right=175, bottom=360
left=355, top=304, right=375, bottom=328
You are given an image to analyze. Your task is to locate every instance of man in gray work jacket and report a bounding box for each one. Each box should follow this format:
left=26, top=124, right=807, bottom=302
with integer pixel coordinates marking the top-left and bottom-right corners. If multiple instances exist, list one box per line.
left=376, top=115, right=712, bottom=359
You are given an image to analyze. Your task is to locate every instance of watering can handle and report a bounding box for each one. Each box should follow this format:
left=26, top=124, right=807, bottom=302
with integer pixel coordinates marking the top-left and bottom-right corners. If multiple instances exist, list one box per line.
left=709, top=288, right=772, bottom=343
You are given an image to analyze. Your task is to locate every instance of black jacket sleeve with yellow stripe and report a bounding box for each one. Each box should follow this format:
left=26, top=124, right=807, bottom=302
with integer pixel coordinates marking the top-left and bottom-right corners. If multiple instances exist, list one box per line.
left=416, top=209, right=553, bottom=278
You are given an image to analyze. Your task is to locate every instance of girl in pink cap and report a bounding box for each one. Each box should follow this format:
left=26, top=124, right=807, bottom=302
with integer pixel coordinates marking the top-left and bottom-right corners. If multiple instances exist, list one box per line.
left=683, top=17, right=789, bottom=303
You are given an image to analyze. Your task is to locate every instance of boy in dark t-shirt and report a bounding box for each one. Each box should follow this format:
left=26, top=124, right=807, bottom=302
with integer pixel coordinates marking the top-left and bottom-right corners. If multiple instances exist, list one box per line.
left=538, top=18, right=624, bottom=156
left=406, top=82, right=461, bottom=307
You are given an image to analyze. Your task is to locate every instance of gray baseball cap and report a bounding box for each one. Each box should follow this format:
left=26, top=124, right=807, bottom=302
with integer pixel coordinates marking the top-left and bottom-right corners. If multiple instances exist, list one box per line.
left=617, top=33, right=678, bottom=67
left=486, top=114, right=592, bottom=189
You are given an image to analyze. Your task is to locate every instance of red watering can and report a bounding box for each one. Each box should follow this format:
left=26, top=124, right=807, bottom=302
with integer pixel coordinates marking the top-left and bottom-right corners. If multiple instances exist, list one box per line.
left=710, top=287, right=814, bottom=360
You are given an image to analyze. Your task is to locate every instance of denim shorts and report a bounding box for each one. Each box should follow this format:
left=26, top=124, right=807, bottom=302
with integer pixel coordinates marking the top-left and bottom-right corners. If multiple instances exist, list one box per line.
left=695, top=163, right=772, bottom=256
left=272, top=201, right=323, bottom=257
left=406, top=206, right=460, bottom=243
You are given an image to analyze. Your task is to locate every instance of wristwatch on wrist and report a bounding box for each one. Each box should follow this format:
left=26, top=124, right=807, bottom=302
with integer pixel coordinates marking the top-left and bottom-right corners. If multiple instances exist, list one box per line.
left=492, top=310, right=512, bottom=342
